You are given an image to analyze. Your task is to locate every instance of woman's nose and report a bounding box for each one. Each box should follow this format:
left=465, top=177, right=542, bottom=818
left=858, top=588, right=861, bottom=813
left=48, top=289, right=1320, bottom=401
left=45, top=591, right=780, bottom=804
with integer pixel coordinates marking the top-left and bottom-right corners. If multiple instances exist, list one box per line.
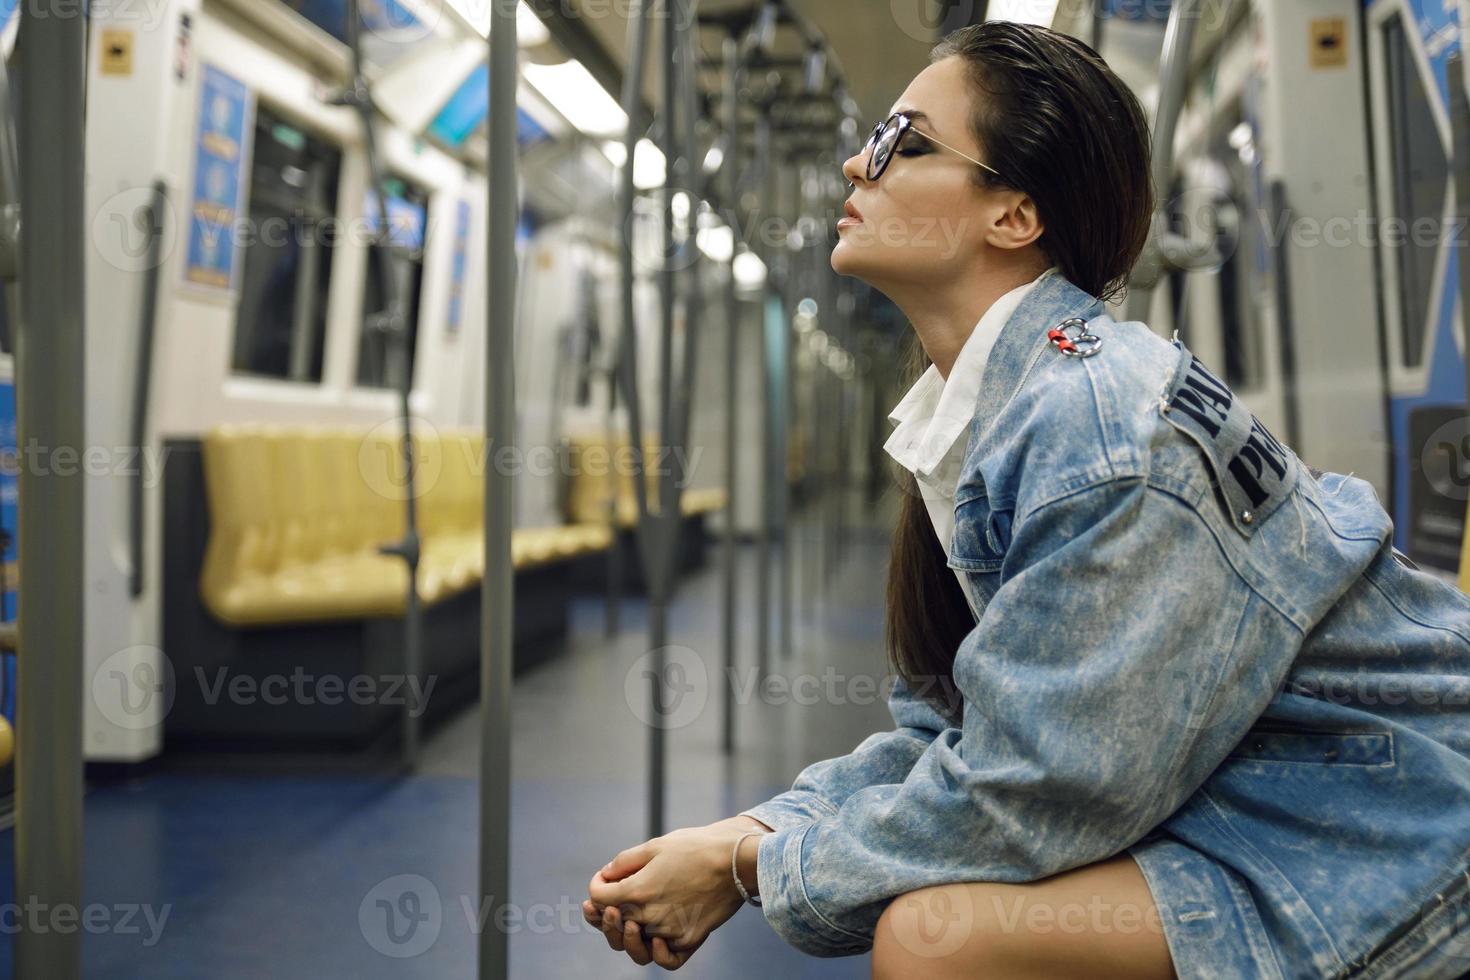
left=841, top=148, right=868, bottom=188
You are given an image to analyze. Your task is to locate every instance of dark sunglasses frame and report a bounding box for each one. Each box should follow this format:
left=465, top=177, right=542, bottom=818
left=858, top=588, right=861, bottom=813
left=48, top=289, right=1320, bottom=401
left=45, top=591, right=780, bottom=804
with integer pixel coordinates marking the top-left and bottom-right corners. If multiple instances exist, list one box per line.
left=860, top=111, right=1004, bottom=183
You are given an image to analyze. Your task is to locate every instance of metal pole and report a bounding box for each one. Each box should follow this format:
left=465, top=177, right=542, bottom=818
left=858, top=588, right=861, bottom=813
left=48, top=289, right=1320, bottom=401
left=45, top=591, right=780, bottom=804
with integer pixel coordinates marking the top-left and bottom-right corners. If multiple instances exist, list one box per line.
left=617, top=4, right=653, bottom=541
left=720, top=32, right=740, bottom=755
left=603, top=370, right=622, bottom=637
left=754, top=106, right=773, bottom=684
left=479, top=2, right=519, bottom=975
left=128, top=181, right=166, bottom=598
left=642, top=0, right=684, bottom=842
left=15, top=0, right=86, bottom=975
left=778, top=154, right=797, bottom=662
left=613, top=0, right=661, bottom=839
left=343, top=0, right=422, bottom=768
left=287, top=167, right=326, bottom=380
left=669, top=0, right=703, bottom=465
left=1124, top=0, right=1204, bottom=321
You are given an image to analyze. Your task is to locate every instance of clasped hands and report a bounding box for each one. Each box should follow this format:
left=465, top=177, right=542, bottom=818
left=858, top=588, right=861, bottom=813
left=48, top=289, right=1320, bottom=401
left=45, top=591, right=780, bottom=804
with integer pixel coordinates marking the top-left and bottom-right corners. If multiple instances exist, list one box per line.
left=582, top=816, right=770, bottom=970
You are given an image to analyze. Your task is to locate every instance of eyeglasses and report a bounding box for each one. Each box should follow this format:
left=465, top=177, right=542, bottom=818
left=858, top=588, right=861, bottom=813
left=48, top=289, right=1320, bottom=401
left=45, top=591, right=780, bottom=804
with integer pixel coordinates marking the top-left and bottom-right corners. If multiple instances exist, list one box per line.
left=861, top=111, right=1004, bottom=183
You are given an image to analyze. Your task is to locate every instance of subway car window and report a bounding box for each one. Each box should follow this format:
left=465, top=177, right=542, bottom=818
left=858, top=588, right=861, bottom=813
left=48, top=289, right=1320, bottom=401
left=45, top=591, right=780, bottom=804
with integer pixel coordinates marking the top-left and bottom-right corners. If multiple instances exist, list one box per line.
left=356, top=177, right=427, bottom=389
left=1382, top=11, right=1448, bottom=370
left=231, top=105, right=340, bottom=383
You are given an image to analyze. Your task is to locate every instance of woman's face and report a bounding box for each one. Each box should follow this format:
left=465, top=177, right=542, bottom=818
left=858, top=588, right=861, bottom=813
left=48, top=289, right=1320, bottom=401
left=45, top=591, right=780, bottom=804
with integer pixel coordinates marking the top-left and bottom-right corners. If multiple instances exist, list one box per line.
left=832, top=56, right=1017, bottom=291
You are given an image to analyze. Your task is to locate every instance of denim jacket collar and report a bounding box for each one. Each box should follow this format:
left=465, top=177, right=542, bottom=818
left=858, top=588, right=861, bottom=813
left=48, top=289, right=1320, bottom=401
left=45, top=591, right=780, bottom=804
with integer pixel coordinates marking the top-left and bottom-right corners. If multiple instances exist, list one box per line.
left=966, top=267, right=1107, bottom=448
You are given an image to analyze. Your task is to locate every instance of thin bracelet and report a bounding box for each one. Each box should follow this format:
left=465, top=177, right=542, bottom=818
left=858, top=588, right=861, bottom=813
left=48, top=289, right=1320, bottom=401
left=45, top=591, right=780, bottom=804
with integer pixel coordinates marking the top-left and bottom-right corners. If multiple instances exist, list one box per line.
left=731, top=830, right=764, bottom=907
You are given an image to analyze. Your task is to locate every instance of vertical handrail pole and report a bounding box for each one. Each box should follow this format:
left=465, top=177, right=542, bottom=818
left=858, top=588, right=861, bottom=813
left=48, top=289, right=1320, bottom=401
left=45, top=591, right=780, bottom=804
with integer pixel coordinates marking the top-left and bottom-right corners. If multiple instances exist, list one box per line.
left=642, top=0, right=682, bottom=842
left=128, top=181, right=167, bottom=598
left=720, top=32, right=740, bottom=754
left=479, top=1, right=519, bottom=976
left=15, top=0, right=86, bottom=976
left=777, top=153, right=796, bottom=661
left=1124, top=0, right=1204, bottom=321
left=754, top=106, right=773, bottom=685
left=614, top=0, right=659, bottom=837
left=343, top=0, right=422, bottom=768
left=669, top=0, right=702, bottom=471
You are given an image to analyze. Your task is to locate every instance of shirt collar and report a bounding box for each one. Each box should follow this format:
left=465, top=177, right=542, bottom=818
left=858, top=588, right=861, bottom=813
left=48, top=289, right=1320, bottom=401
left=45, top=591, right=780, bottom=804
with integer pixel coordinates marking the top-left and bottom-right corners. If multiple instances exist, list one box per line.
left=884, top=266, right=1058, bottom=478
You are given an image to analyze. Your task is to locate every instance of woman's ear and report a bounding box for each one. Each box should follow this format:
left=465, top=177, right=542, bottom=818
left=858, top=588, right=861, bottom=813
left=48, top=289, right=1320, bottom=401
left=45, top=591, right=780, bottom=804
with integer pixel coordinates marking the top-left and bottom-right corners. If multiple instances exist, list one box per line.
left=985, top=191, right=1044, bottom=251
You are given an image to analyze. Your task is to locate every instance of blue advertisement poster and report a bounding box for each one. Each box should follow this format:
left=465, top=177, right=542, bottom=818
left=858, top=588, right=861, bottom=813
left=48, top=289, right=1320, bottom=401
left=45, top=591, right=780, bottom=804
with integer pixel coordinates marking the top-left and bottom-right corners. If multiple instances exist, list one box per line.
left=448, top=199, right=471, bottom=335
left=288, top=0, right=422, bottom=44
left=363, top=191, right=427, bottom=251
left=0, top=380, right=16, bottom=722
left=185, top=64, right=251, bottom=290
left=426, top=61, right=555, bottom=152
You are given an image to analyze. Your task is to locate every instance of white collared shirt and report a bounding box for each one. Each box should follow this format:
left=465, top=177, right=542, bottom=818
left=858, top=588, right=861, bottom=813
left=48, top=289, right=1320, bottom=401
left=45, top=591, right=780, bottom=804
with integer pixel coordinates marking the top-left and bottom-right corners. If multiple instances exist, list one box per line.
left=883, top=267, right=1056, bottom=609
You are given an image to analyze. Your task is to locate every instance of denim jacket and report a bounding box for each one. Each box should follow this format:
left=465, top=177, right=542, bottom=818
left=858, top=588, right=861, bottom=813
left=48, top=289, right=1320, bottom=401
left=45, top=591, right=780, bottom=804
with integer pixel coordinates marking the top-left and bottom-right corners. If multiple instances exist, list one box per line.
left=741, top=269, right=1470, bottom=979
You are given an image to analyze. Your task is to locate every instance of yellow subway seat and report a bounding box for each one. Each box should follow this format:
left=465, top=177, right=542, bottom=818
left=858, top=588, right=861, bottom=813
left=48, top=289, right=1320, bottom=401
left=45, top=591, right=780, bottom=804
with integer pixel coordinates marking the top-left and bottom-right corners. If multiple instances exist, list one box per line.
left=441, top=432, right=486, bottom=532
left=274, top=428, right=355, bottom=569
left=563, top=435, right=727, bottom=527
left=515, top=528, right=564, bottom=570
left=311, top=430, right=367, bottom=559
left=421, top=530, right=484, bottom=595
left=200, top=426, right=285, bottom=615
left=349, top=428, right=411, bottom=546
left=204, top=556, right=404, bottom=626
left=680, top=487, right=728, bottom=515
left=225, top=548, right=472, bottom=625
left=202, top=424, right=613, bottom=626
left=564, top=523, right=614, bottom=554
left=413, top=429, right=453, bottom=539
left=235, top=428, right=287, bottom=577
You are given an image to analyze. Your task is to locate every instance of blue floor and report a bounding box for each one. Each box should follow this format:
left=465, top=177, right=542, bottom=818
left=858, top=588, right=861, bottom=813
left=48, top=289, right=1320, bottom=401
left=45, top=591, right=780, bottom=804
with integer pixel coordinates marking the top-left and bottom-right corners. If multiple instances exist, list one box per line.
left=0, top=525, right=894, bottom=978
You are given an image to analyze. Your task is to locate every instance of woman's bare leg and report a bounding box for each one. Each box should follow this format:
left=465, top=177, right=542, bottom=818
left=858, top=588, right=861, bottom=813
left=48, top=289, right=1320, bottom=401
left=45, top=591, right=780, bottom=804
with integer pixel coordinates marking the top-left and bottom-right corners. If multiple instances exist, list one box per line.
left=871, top=853, right=1175, bottom=980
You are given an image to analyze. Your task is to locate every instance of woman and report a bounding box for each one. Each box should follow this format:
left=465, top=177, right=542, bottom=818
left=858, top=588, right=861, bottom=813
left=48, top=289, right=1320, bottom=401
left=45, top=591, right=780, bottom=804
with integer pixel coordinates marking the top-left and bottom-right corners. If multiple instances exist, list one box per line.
left=583, top=21, right=1470, bottom=979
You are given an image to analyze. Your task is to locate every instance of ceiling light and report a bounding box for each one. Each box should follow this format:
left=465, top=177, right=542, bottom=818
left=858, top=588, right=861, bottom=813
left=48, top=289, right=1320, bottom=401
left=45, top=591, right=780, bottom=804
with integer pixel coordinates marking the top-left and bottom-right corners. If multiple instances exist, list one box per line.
left=803, top=46, right=827, bottom=94
left=697, top=225, right=734, bottom=262
left=753, top=4, right=779, bottom=54
left=734, top=249, right=767, bottom=289
left=702, top=142, right=725, bottom=175
left=601, top=138, right=667, bottom=190
left=523, top=59, right=628, bottom=136
left=515, top=3, right=550, bottom=45
left=442, top=0, right=549, bottom=45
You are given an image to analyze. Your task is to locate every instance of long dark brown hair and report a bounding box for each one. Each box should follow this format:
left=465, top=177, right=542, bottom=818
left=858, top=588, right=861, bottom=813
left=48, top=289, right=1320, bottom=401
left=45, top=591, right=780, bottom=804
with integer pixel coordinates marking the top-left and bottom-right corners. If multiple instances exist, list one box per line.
left=886, top=22, right=1154, bottom=720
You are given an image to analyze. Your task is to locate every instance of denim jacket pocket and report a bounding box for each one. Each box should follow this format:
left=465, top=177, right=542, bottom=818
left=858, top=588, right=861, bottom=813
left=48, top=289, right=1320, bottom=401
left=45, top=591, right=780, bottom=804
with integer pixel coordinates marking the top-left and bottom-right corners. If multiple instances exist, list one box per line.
left=948, top=490, right=1012, bottom=573
left=1226, top=724, right=1395, bottom=767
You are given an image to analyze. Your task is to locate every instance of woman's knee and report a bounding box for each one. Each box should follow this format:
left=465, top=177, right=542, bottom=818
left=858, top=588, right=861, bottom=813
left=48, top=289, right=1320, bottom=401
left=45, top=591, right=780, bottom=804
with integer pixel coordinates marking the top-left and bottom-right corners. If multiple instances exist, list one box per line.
left=870, top=855, right=1175, bottom=980
left=871, top=882, right=1025, bottom=980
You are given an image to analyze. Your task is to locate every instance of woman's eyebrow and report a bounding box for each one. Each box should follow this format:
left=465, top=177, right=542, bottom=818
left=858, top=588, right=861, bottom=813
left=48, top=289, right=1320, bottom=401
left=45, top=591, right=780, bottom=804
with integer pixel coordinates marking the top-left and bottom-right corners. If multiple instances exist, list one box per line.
left=894, top=107, right=939, bottom=137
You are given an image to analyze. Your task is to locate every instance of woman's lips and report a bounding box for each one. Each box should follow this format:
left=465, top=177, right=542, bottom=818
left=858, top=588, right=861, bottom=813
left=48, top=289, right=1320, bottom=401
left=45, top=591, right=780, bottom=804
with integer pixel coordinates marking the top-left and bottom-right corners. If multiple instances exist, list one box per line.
left=838, top=201, right=863, bottom=230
